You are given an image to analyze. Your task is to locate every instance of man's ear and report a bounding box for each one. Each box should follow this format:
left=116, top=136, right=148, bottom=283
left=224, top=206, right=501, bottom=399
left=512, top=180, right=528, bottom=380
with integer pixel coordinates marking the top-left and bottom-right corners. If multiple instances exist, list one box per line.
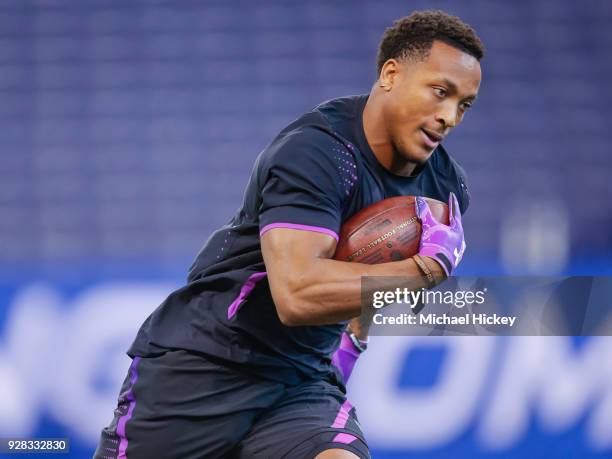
left=378, top=58, right=400, bottom=91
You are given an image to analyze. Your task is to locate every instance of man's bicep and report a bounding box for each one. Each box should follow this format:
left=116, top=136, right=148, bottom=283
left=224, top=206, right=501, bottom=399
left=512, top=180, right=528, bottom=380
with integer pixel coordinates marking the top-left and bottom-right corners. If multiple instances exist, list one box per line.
left=261, top=227, right=337, bottom=277
left=261, top=228, right=337, bottom=322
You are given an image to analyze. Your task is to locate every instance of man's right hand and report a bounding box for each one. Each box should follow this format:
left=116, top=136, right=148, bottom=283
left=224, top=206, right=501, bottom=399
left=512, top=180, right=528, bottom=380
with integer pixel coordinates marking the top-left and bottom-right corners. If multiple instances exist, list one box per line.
left=415, top=193, right=466, bottom=276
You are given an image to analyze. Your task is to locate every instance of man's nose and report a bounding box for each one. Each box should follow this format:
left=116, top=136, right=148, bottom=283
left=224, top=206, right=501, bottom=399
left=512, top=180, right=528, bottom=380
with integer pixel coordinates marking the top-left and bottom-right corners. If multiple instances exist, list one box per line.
left=435, top=101, right=459, bottom=129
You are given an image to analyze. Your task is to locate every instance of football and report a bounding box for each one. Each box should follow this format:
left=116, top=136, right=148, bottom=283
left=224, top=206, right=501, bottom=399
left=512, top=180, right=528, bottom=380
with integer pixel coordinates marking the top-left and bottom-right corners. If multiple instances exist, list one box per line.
left=333, top=196, right=449, bottom=264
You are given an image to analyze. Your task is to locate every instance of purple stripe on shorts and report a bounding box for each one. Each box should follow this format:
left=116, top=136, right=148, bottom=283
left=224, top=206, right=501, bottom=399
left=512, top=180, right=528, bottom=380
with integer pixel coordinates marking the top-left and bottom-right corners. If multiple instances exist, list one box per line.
left=332, top=433, right=357, bottom=444
left=116, top=356, right=141, bottom=459
left=331, top=399, right=353, bottom=429
left=259, top=222, right=339, bottom=241
left=227, top=271, right=268, bottom=319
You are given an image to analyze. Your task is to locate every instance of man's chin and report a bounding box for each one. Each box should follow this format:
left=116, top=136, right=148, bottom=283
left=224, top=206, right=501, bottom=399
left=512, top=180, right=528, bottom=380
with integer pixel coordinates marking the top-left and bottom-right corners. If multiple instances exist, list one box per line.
left=401, top=148, right=434, bottom=165
left=393, top=139, right=435, bottom=166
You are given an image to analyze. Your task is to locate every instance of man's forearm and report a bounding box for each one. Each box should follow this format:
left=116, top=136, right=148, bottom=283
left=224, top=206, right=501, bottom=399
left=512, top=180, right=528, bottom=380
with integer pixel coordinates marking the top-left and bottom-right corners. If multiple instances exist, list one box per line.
left=281, top=256, right=444, bottom=326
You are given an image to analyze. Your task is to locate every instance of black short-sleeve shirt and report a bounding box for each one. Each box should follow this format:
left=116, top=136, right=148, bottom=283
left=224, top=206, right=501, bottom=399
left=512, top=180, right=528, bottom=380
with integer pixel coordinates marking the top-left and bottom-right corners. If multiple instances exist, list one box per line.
left=128, top=94, right=470, bottom=385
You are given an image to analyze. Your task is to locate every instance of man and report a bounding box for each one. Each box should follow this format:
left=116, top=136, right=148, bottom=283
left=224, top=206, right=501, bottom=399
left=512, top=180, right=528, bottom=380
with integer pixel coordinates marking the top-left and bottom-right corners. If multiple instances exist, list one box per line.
left=95, top=10, right=483, bottom=459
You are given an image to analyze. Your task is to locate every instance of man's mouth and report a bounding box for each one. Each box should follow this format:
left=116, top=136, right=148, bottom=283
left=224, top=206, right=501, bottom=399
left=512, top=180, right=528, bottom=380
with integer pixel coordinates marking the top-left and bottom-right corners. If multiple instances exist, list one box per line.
left=420, top=128, right=443, bottom=148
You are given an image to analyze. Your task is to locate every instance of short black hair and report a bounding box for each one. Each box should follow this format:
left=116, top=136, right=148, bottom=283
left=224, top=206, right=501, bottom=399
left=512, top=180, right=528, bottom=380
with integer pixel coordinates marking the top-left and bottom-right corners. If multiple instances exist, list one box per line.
left=376, top=10, right=485, bottom=76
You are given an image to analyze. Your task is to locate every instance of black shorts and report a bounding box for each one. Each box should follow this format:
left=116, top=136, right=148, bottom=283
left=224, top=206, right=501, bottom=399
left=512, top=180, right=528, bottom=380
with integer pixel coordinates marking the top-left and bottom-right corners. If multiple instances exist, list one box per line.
left=94, top=349, right=370, bottom=459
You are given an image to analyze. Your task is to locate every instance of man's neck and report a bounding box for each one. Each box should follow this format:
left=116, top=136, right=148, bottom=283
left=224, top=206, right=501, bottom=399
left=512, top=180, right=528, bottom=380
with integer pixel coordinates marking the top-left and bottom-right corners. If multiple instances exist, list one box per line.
left=362, top=90, right=418, bottom=177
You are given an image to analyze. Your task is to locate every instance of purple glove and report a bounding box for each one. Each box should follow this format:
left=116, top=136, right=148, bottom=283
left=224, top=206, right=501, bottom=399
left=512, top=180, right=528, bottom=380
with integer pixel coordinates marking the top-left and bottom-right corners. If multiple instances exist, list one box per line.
left=415, top=193, right=466, bottom=276
left=331, top=331, right=367, bottom=384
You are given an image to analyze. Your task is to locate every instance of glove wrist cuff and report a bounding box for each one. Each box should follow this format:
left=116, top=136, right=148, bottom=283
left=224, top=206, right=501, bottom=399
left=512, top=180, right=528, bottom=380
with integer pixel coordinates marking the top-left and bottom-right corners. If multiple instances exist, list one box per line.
left=418, top=245, right=454, bottom=276
left=346, top=331, right=368, bottom=353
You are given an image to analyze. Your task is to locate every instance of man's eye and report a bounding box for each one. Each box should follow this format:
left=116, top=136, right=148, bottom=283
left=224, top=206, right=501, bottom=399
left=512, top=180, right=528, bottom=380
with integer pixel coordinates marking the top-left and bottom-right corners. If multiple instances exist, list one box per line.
left=460, top=101, right=473, bottom=111
left=433, top=87, right=447, bottom=97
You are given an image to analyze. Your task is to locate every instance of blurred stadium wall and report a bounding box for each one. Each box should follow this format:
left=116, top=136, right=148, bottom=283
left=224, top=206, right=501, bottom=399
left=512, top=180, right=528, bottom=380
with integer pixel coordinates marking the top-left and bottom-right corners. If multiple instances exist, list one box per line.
left=0, top=1, right=610, bottom=457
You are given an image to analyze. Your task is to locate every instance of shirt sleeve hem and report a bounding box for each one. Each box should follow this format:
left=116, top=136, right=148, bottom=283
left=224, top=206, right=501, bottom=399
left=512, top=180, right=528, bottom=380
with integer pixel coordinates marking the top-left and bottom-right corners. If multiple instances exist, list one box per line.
left=260, top=222, right=339, bottom=241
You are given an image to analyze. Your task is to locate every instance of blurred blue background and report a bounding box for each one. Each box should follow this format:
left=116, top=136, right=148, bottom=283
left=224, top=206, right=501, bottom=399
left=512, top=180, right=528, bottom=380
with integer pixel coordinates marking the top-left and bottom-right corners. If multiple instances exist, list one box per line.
left=0, top=0, right=611, bottom=457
